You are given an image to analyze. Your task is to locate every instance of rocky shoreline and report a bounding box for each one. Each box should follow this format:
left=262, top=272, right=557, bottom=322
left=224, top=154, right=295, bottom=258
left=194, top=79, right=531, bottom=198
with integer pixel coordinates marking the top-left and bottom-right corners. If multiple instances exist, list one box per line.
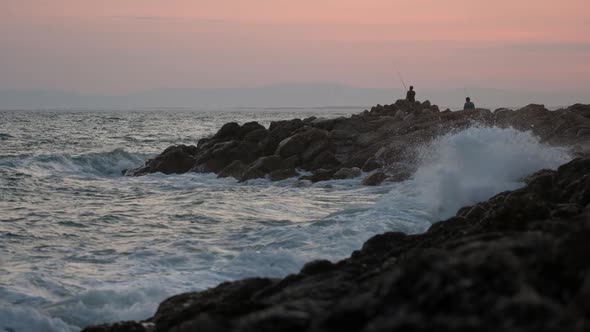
left=126, top=101, right=590, bottom=186
left=85, top=102, right=590, bottom=331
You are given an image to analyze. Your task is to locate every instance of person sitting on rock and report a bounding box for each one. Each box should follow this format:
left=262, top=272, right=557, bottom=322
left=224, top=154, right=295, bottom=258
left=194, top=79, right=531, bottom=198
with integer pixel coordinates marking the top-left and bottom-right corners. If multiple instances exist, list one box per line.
left=406, top=86, right=416, bottom=102
left=464, top=97, right=475, bottom=110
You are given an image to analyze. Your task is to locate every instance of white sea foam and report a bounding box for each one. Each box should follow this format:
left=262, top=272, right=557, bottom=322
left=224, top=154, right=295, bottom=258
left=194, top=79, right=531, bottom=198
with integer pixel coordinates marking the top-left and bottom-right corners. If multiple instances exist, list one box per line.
left=1, top=148, right=148, bottom=177
left=408, top=126, right=570, bottom=219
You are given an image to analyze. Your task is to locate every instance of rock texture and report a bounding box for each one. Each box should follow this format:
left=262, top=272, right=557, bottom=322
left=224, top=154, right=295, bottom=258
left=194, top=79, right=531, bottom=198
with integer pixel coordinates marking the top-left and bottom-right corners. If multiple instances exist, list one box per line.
left=126, top=102, right=590, bottom=183
left=85, top=156, right=590, bottom=332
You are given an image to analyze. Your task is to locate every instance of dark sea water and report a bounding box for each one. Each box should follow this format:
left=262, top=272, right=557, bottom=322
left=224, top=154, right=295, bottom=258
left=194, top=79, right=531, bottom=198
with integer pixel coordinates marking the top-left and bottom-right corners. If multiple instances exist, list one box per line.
left=0, top=109, right=571, bottom=331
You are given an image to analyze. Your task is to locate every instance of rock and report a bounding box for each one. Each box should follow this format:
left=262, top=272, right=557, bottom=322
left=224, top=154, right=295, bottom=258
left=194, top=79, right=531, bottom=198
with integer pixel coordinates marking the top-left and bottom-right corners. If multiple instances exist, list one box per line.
left=311, top=118, right=337, bottom=131
left=300, top=259, right=335, bottom=275
left=269, top=119, right=304, bottom=142
left=239, top=168, right=266, bottom=182
left=276, top=136, right=307, bottom=158
left=243, top=128, right=270, bottom=142
left=128, top=145, right=198, bottom=176
left=332, top=167, right=361, bottom=180
left=269, top=168, right=299, bottom=181
left=306, top=151, right=340, bottom=171
left=238, top=122, right=265, bottom=138
left=217, top=160, right=248, bottom=179
left=249, top=155, right=286, bottom=173
left=301, top=140, right=332, bottom=162
left=213, top=122, right=241, bottom=139
left=128, top=102, right=590, bottom=186
left=276, top=128, right=332, bottom=161
left=310, top=169, right=337, bottom=182
left=362, top=170, right=387, bottom=186
left=362, top=158, right=382, bottom=172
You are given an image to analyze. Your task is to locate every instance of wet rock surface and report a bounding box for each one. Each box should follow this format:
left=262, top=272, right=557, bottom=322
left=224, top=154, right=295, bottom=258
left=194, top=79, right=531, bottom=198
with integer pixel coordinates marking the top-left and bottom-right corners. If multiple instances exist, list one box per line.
left=85, top=156, right=590, bottom=331
left=126, top=102, right=590, bottom=183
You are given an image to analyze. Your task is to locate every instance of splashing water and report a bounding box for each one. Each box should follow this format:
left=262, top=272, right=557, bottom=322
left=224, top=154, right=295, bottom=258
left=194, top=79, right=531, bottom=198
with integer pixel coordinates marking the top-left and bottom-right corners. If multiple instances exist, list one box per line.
left=0, top=110, right=573, bottom=331
left=410, top=126, right=571, bottom=219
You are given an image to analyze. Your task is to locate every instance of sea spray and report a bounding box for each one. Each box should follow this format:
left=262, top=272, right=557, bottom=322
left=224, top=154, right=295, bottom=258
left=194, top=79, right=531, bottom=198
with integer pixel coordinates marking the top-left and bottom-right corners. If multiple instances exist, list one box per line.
left=409, top=126, right=571, bottom=219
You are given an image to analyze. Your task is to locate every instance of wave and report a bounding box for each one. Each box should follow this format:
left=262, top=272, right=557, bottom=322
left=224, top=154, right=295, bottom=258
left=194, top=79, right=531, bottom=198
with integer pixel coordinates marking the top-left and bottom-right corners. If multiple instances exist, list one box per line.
left=405, top=125, right=571, bottom=219
left=0, top=149, right=149, bottom=177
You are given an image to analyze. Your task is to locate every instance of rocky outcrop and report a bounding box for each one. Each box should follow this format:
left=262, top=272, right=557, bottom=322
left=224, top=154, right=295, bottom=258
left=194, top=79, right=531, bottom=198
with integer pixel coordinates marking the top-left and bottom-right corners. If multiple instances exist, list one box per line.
left=85, top=156, right=590, bottom=332
left=127, top=102, right=590, bottom=183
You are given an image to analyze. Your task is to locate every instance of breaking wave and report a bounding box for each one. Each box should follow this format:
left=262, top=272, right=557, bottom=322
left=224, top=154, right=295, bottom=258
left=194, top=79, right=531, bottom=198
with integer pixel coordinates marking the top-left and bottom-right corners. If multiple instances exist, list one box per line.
left=0, top=148, right=148, bottom=177
left=408, top=126, right=571, bottom=219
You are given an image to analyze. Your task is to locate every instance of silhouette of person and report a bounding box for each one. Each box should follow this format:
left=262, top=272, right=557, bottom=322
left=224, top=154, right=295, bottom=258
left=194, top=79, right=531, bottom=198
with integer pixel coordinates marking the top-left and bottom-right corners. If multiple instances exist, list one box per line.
left=464, top=97, right=475, bottom=110
left=406, top=86, right=416, bottom=102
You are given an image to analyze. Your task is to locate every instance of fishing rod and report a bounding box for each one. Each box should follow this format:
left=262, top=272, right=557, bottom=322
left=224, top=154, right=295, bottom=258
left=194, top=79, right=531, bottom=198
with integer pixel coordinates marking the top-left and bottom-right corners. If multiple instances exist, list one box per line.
left=397, top=70, right=408, bottom=92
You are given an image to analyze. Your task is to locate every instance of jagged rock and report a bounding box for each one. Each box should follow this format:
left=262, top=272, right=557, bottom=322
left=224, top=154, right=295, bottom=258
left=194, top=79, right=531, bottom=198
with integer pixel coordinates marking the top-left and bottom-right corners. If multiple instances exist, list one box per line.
left=238, top=122, right=266, bottom=138
left=276, top=136, right=307, bottom=158
left=362, top=158, right=382, bottom=172
left=302, top=141, right=332, bottom=162
left=300, top=259, right=335, bottom=275
left=269, top=119, right=305, bottom=142
left=127, top=103, right=590, bottom=184
left=311, top=118, right=338, bottom=131
left=249, top=155, right=286, bottom=174
left=306, top=151, right=340, bottom=171
left=243, top=128, right=270, bottom=142
left=275, top=128, right=329, bottom=159
left=362, top=170, right=387, bottom=186
left=217, top=160, right=248, bottom=179
left=129, top=145, right=198, bottom=176
left=213, top=122, right=241, bottom=139
left=332, top=167, right=361, bottom=180
left=239, top=168, right=266, bottom=182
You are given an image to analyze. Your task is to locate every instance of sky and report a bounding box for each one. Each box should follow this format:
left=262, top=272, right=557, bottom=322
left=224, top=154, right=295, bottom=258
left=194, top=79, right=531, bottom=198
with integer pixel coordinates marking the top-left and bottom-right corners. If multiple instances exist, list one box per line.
left=1, top=0, right=589, bottom=95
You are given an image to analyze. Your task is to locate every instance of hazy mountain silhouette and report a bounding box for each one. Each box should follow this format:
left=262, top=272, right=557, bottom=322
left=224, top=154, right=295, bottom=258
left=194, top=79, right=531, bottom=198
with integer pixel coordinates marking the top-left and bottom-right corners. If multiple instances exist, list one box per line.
left=0, top=83, right=587, bottom=110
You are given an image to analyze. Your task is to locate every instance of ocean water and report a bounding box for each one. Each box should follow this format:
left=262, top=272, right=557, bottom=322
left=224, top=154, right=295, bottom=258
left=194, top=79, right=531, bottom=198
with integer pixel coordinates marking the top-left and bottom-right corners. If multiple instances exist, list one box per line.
left=0, top=109, right=572, bottom=331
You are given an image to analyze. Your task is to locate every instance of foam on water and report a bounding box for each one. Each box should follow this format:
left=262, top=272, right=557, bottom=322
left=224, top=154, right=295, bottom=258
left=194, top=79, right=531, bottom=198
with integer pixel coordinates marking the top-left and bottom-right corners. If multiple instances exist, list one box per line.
left=0, top=148, right=148, bottom=177
left=0, top=111, right=574, bottom=332
left=409, top=126, right=570, bottom=219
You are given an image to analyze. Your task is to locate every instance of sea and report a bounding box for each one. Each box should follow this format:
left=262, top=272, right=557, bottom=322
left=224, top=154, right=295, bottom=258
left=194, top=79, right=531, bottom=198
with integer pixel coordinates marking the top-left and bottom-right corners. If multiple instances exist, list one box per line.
left=0, top=108, right=572, bottom=331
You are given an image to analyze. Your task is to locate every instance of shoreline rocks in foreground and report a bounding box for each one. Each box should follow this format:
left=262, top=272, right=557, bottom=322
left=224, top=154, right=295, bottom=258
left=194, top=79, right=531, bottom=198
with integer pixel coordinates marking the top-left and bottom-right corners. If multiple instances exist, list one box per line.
left=85, top=155, right=590, bottom=332
left=126, top=101, right=590, bottom=185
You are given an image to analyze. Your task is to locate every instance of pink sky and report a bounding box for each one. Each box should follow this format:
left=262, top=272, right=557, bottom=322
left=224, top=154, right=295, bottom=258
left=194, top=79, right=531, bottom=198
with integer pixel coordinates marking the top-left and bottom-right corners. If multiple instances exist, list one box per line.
left=2, top=0, right=589, bottom=93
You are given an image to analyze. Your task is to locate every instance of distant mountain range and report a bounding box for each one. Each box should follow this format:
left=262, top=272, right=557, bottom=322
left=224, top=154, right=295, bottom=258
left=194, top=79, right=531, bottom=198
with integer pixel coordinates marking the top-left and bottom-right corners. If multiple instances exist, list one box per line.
left=0, top=83, right=587, bottom=110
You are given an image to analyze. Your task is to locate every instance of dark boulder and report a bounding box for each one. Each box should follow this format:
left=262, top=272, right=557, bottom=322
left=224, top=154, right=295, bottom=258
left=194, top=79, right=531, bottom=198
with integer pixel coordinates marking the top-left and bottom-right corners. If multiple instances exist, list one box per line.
left=249, top=155, right=286, bottom=174
left=332, top=167, right=361, bottom=180
left=213, top=122, right=241, bottom=139
left=362, top=158, right=382, bottom=172
left=362, top=170, right=387, bottom=186
left=218, top=160, right=249, bottom=179
left=238, top=122, right=266, bottom=138
left=305, top=151, right=340, bottom=171
left=269, top=119, right=305, bottom=142
left=276, top=128, right=330, bottom=159
left=129, top=145, right=198, bottom=176
left=276, top=136, right=307, bottom=158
